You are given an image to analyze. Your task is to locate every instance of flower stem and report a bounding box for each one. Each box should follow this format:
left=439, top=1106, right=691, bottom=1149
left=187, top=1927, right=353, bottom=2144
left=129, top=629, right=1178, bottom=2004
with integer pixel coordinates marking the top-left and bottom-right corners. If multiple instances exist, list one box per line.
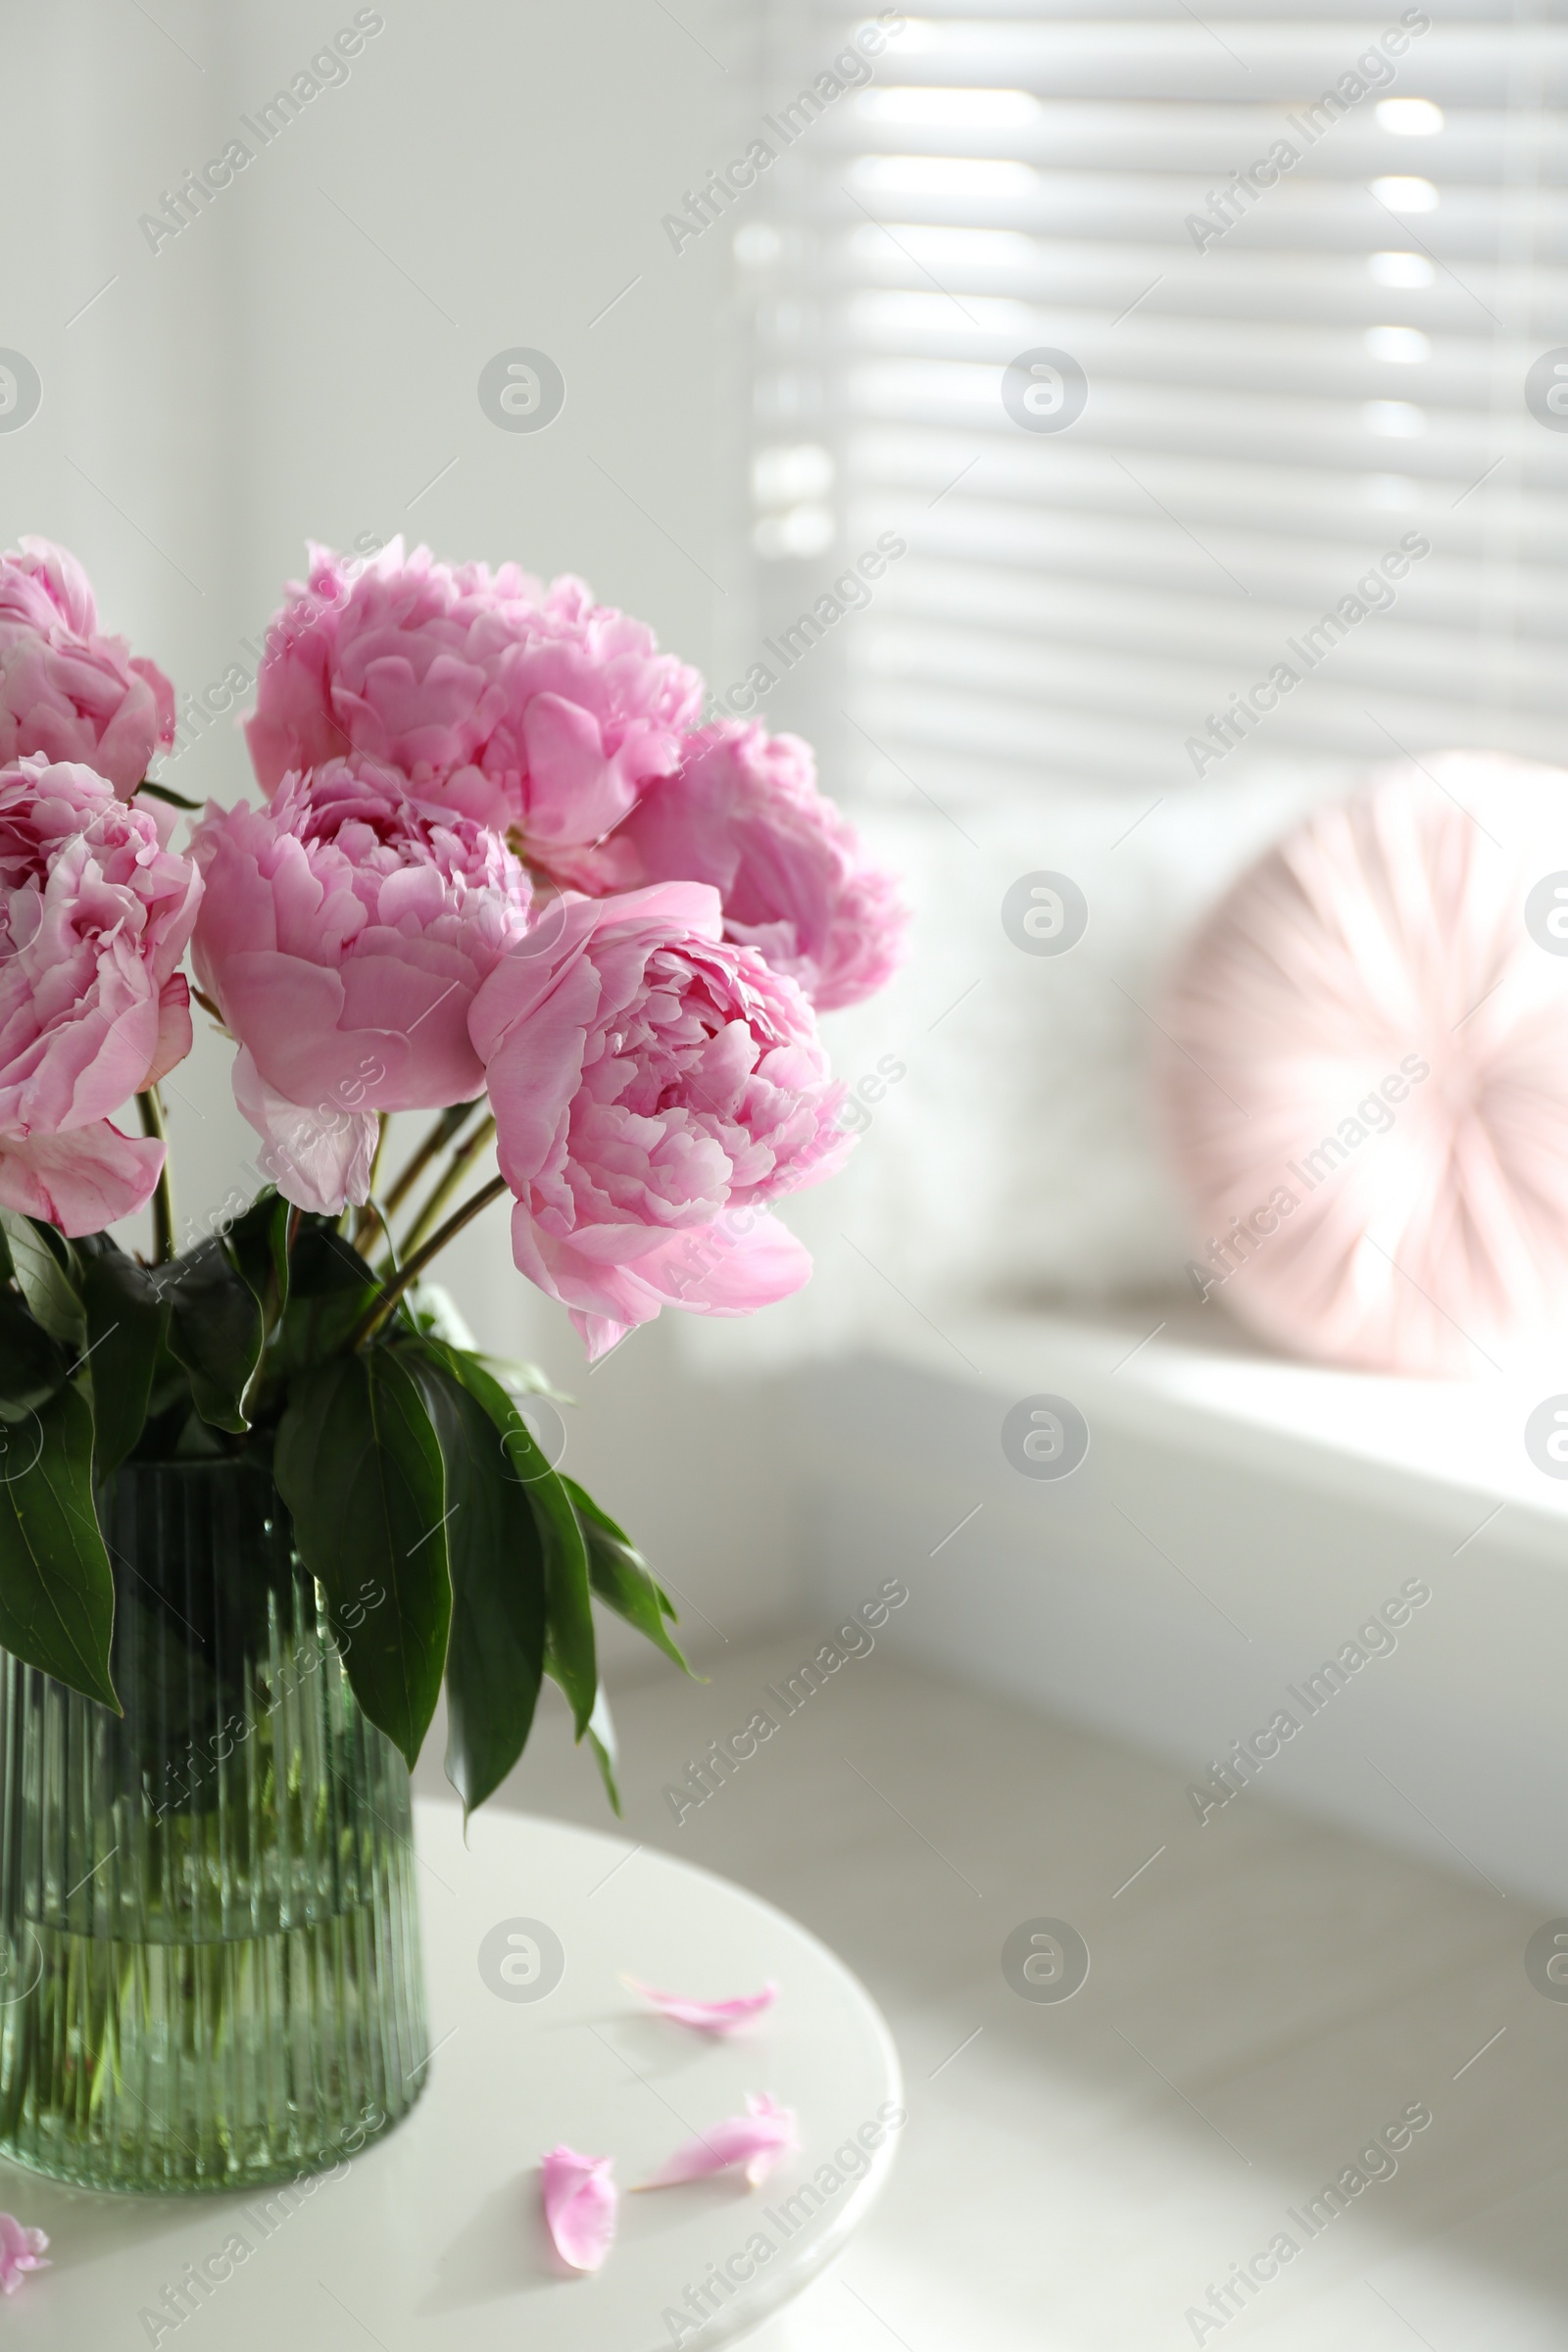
left=380, top=1100, right=484, bottom=1219
left=353, top=1115, right=391, bottom=1250
left=136, top=1089, right=175, bottom=1264
left=399, top=1113, right=498, bottom=1258
left=349, top=1174, right=509, bottom=1349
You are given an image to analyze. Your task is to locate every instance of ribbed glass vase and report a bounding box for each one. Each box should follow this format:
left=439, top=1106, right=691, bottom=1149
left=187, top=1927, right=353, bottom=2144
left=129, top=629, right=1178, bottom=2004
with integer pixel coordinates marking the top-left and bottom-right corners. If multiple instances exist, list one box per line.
left=0, top=1457, right=428, bottom=2191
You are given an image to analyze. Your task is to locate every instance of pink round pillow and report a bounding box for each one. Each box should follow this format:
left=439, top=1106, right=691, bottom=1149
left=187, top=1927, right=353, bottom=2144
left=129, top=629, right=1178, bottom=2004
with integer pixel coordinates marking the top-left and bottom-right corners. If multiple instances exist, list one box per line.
left=1159, top=756, right=1568, bottom=1374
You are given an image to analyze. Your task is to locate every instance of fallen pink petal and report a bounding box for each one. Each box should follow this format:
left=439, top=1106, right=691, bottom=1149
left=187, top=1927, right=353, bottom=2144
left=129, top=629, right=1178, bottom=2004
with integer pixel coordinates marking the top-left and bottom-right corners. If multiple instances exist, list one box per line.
left=636, top=2093, right=799, bottom=2191
left=0, top=2212, right=49, bottom=2294
left=540, top=2144, right=617, bottom=2274
left=624, top=1976, right=779, bottom=2034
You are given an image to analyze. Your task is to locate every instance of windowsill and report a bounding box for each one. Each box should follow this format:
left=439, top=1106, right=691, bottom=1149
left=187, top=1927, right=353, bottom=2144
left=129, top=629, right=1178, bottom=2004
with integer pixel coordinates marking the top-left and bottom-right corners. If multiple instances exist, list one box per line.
left=870, top=1297, right=1568, bottom=1560
left=803, top=1297, right=1568, bottom=1901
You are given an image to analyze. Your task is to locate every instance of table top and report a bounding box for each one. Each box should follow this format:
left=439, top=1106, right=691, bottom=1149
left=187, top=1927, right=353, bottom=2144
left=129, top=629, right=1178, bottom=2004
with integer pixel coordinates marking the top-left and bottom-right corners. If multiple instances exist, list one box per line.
left=1, top=1798, right=903, bottom=2352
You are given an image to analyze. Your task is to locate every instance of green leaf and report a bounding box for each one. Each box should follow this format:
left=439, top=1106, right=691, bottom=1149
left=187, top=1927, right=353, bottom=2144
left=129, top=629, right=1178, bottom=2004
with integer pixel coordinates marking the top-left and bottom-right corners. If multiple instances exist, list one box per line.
left=269, top=1202, right=292, bottom=1308
left=0, top=1380, right=118, bottom=1710
left=158, top=1240, right=264, bottom=1434
left=0, top=1213, right=85, bottom=1351
left=0, top=1289, right=66, bottom=1418
left=563, top=1475, right=690, bottom=1674
left=582, top=1683, right=621, bottom=1814
left=290, top=1215, right=371, bottom=1293
left=274, top=1351, right=452, bottom=1770
left=74, top=1238, right=165, bottom=1476
left=541, top=1649, right=621, bottom=1813
left=399, top=1343, right=547, bottom=1820
left=136, top=778, right=203, bottom=809
left=282, top=1285, right=377, bottom=1368
left=426, top=1344, right=597, bottom=1740
left=482, top=1355, right=572, bottom=1404
left=279, top=1219, right=379, bottom=1371
left=226, top=1188, right=289, bottom=1316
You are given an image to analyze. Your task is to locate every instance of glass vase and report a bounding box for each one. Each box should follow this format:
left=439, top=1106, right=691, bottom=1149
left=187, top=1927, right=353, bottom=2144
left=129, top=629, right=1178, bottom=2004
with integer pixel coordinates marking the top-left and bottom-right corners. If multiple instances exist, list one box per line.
left=0, top=1457, right=428, bottom=2191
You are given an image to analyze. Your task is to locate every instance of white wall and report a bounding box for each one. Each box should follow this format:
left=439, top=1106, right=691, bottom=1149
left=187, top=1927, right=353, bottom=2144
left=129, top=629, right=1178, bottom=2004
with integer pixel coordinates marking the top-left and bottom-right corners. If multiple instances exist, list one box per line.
left=0, top=0, right=821, bottom=1642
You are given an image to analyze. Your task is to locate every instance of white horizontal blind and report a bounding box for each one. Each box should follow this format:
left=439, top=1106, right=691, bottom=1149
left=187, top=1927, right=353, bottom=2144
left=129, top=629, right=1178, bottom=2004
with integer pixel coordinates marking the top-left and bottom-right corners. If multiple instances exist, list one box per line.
left=736, top=1, right=1568, bottom=811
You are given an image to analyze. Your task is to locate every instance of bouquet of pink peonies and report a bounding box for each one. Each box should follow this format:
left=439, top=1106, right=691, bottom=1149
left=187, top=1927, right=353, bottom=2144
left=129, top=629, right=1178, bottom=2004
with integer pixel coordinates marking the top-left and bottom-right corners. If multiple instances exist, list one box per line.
left=0, top=537, right=906, bottom=1811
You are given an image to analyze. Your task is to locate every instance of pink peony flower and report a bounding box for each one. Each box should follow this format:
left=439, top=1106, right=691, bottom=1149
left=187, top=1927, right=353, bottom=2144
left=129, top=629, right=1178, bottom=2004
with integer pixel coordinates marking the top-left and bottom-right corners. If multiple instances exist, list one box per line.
left=192, top=758, right=534, bottom=1215
left=245, top=539, right=704, bottom=858
left=0, top=757, right=200, bottom=1233
left=0, top=539, right=174, bottom=796
left=560, top=722, right=910, bottom=1011
left=469, top=881, right=852, bottom=1359
left=0, top=2213, right=48, bottom=2294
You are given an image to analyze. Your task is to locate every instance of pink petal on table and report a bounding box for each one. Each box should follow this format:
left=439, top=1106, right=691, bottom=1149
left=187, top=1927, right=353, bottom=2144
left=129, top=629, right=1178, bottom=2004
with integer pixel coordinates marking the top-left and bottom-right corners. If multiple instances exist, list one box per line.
left=0, top=2213, right=48, bottom=2294
left=540, top=2144, right=618, bottom=2274
left=624, top=1976, right=779, bottom=2034
left=636, top=2093, right=800, bottom=2191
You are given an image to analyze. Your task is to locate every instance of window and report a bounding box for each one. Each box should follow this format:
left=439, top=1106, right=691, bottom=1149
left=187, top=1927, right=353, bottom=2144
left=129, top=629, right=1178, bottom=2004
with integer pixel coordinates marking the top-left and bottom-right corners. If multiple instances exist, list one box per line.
left=734, top=2, right=1568, bottom=817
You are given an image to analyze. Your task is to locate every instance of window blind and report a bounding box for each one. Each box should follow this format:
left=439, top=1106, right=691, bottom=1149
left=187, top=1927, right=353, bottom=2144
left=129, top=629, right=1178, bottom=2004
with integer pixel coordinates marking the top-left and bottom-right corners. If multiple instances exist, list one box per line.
left=732, top=1, right=1568, bottom=813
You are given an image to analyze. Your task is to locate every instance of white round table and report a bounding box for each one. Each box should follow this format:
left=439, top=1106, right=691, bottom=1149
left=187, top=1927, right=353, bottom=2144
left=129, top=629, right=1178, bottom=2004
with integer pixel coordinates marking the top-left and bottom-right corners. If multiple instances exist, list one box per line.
left=0, top=1799, right=902, bottom=2350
